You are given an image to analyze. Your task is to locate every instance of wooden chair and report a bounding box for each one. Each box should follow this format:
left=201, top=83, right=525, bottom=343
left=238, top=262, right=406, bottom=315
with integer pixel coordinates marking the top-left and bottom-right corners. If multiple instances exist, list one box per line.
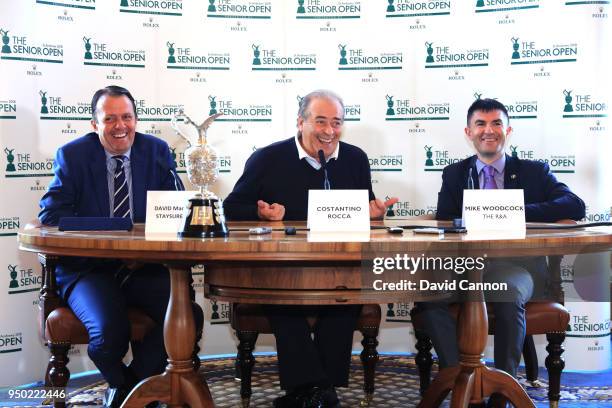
left=230, top=303, right=382, bottom=406
left=411, top=255, right=570, bottom=408
left=38, top=253, right=203, bottom=408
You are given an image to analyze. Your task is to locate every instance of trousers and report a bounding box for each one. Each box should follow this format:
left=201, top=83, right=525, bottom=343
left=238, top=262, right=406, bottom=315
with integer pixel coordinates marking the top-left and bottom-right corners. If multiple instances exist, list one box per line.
left=264, top=305, right=362, bottom=390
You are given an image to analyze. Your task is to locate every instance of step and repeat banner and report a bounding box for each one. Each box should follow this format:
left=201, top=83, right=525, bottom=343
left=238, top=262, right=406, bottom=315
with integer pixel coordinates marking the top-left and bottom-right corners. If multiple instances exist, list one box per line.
left=0, top=0, right=610, bottom=386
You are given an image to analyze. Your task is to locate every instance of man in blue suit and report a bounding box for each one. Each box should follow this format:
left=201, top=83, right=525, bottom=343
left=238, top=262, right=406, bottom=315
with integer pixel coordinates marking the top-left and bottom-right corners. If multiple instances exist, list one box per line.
left=419, top=98, right=585, bottom=407
left=39, top=86, right=188, bottom=408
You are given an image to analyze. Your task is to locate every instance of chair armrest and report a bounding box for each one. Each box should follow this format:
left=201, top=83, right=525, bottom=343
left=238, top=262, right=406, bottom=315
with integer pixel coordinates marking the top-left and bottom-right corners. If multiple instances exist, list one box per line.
left=545, top=220, right=576, bottom=304
left=38, top=253, right=65, bottom=342
left=25, top=218, right=42, bottom=229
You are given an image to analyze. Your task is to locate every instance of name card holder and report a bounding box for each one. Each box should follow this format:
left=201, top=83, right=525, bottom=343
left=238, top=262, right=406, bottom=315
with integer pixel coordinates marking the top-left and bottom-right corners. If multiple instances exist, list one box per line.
left=307, top=189, right=370, bottom=242
left=145, top=191, right=196, bottom=238
left=462, top=189, right=526, bottom=239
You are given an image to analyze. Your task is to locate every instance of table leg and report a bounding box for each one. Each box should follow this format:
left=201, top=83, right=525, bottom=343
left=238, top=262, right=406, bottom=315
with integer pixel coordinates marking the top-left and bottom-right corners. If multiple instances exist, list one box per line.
left=122, top=266, right=214, bottom=408
left=419, top=280, right=535, bottom=407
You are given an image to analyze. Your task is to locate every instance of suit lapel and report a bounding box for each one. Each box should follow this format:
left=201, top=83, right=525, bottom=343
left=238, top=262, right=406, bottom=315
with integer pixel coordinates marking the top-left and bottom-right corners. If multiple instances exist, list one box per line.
left=130, top=134, right=146, bottom=219
left=504, top=154, right=520, bottom=189
left=89, top=145, right=110, bottom=216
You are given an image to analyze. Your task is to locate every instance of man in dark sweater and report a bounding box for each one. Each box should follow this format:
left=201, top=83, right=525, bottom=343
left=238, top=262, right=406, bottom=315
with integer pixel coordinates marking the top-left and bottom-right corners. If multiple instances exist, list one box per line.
left=224, top=90, right=397, bottom=408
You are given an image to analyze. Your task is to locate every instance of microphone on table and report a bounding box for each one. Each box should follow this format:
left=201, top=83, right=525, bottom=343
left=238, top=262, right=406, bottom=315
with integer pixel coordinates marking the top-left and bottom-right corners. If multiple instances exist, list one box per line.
left=158, top=157, right=184, bottom=191
left=318, top=149, right=331, bottom=190
left=467, top=166, right=475, bottom=190
left=458, top=166, right=476, bottom=229
left=170, top=167, right=184, bottom=191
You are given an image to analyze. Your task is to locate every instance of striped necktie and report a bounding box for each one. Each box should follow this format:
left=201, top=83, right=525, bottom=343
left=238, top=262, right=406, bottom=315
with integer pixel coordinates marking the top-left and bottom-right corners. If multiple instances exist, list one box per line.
left=482, top=165, right=498, bottom=190
left=112, top=155, right=131, bottom=218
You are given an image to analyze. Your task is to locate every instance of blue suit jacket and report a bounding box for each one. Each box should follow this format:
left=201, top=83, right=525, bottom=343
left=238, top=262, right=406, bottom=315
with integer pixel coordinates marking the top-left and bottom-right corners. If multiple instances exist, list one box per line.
left=435, top=154, right=585, bottom=297
left=435, top=154, right=585, bottom=222
left=38, top=131, right=180, bottom=296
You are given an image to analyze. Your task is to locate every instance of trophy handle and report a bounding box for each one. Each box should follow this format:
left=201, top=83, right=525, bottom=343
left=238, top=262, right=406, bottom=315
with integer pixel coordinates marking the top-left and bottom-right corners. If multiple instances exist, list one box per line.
left=172, top=112, right=223, bottom=147
left=171, top=112, right=193, bottom=147
left=200, top=113, right=223, bottom=132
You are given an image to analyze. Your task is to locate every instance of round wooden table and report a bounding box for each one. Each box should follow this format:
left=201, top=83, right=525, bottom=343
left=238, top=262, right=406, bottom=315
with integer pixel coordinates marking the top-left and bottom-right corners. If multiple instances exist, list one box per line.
left=19, top=221, right=612, bottom=408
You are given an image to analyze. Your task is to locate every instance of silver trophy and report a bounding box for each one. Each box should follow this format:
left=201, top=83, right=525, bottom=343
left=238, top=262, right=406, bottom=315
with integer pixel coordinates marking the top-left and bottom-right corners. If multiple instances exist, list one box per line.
left=171, top=111, right=228, bottom=237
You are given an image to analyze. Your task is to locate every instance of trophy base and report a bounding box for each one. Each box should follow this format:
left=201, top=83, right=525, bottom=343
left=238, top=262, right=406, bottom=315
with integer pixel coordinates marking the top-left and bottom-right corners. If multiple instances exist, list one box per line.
left=178, top=226, right=229, bottom=238
left=179, top=196, right=229, bottom=238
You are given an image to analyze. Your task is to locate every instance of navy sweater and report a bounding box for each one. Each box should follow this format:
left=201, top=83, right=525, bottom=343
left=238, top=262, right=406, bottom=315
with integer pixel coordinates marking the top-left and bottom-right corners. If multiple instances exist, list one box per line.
left=224, top=137, right=375, bottom=221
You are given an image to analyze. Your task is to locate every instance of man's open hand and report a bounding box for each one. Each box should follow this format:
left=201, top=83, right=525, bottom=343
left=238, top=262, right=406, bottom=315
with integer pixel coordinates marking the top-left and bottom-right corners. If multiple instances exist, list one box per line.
left=257, top=200, right=286, bottom=221
left=369, top=197, right=399, bottom=220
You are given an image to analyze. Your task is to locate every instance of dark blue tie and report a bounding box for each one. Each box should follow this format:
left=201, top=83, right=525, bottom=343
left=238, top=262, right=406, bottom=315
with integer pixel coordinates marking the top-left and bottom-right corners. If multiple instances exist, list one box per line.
left=112, top=155, right=131, bottom=218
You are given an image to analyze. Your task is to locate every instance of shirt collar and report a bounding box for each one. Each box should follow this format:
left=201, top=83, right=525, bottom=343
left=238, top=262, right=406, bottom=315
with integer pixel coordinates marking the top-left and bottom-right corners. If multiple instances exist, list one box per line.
left=294, top=134, right=340, bottom=170
left=105, top=149, right=132, bottom=165
left=475, top=154, right=505, bottom=175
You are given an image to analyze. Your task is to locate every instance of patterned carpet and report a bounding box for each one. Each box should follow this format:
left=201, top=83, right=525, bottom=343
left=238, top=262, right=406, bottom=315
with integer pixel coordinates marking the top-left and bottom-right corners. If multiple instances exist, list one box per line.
left=4, top=354, right=612, bottom=407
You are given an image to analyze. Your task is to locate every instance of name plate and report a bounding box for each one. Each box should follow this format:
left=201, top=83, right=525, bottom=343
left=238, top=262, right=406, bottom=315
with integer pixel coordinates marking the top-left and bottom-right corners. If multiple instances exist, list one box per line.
left=307, top=189, right=369, bottom=232
left=463, top=189, right=526, bottom=235
left=145, top=191, right=196, bottom=235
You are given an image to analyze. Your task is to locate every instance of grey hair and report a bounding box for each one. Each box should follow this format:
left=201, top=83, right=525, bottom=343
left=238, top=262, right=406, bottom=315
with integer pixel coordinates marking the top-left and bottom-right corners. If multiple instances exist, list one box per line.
left=297, top=89, right=345, bottom=120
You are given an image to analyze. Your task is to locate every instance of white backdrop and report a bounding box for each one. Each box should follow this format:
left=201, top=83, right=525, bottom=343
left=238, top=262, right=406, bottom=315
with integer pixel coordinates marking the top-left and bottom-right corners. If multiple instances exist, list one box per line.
left=0, top=0, right=610, bottom=387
